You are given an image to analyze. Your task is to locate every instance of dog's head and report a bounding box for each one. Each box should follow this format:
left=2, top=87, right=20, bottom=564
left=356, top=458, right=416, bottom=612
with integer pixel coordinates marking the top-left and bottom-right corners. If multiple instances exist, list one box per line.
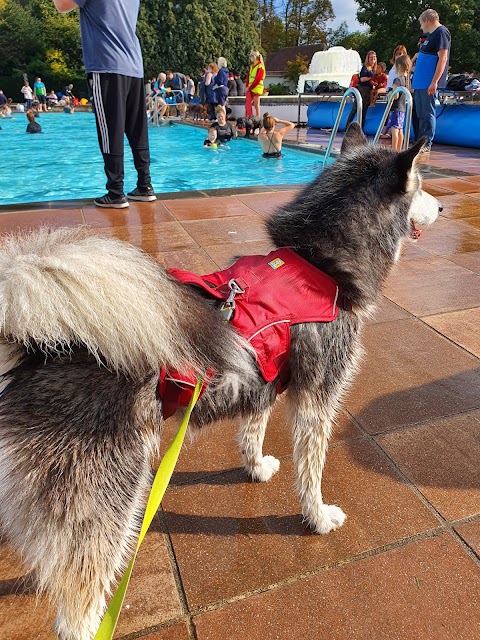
left=251, top=116, right=262, bottom=129
left=340, top=123, right=440, bottom=232
left=236, top=117, right=246, bottom=129
left=267, top=122, right=441, bottom=308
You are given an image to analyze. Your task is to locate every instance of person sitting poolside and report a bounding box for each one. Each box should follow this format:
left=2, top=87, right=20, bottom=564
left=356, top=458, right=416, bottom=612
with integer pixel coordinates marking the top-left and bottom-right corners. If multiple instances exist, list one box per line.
left=369, top=62, right=388, bottom=106
left=26, top=109, right=42, bottom=134
left=47, top=90, right=59, bottom=108
left=258, top=113, right=295, bottom=158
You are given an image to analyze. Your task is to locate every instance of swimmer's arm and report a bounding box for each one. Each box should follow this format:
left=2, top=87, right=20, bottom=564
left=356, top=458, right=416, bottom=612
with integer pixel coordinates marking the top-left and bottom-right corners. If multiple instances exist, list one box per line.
left=275, top=118, right=295, bottom=135
left=53, top=0, right=77, bottom=13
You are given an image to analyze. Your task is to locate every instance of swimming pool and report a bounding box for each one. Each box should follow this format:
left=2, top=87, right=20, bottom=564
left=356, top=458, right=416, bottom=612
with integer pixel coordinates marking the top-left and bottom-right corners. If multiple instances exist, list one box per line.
left=0, top=112, right=330, bottom=206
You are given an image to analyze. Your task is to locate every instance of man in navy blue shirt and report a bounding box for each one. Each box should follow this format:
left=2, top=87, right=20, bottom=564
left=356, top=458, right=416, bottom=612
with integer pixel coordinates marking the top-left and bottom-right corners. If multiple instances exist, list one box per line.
left=53, top=0, right=156, bottom=208
left=411, top=9, right=451, bottom=153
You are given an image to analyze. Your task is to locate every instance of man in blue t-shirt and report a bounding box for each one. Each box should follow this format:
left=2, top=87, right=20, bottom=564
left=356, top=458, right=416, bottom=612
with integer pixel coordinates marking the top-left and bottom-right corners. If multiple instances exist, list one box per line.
left=411, top=8, right=451, bottom=153
left=53, top=0, right=156, bottom=208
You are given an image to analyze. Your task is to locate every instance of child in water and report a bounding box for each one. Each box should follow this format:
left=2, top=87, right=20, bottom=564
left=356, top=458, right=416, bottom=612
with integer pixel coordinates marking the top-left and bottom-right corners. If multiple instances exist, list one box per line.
left=26, top=109, right=41, bottom=133
left=203, top=127, right=218, bottom=148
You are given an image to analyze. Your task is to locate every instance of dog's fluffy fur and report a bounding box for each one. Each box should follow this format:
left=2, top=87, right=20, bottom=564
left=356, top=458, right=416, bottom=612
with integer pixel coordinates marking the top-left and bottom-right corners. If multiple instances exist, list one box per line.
left=0, top=125, right=440, bottom=639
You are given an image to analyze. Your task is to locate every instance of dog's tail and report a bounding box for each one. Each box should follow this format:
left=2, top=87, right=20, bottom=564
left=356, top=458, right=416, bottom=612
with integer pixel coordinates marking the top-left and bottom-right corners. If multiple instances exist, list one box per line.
left=0, top=227, right=239, bottom=379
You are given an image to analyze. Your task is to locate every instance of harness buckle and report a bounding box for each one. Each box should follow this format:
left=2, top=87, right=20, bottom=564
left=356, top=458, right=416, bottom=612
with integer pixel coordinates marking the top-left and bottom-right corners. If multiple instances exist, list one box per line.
left=218, top=279, right=245, bottom=322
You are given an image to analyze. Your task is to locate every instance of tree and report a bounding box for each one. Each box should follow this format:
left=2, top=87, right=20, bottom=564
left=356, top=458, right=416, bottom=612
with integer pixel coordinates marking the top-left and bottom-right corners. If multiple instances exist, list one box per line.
left=284, top=53, right=309, bottom=84
left=283, top=0, right=334, bottom=47
left=0, top=0, right=42, bottom=76
left=137, top=0, right=259, bottom=78
left=0, top=0, right=82, bottom=78
left=259, top=0, right=285, bottom=53
left=356, top=0, right=480, bottom=72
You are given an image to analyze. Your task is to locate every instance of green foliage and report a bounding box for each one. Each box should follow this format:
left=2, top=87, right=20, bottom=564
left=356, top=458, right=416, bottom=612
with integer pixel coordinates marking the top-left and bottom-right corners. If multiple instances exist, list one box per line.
left=283, top=0, right=334, bottom=47
left=259, top=0, right=334, bottom=51
left=266, top=82, right=291, bottom=95
left=284, top=54, right=309, bottom=83
left=0, top=0, right=82, bottom=77
left=259, top=1, right=285, bottom=54
left=356, top=0, right=480, bottom=72
left=138, top=0, right=259, bottom=78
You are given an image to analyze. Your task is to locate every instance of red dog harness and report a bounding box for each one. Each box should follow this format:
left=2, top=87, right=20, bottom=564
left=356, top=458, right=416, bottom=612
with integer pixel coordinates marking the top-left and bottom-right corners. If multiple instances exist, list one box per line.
left=159, top=248, right=342, bottom=418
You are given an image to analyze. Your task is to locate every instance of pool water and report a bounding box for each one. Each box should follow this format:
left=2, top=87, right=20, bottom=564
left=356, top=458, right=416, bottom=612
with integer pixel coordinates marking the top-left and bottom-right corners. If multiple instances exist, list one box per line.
left=0, top=112, right=329, bottom=205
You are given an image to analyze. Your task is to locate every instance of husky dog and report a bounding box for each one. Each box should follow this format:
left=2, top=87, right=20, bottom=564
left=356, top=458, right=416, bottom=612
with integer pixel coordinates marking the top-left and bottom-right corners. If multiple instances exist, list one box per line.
left=0, top=124, right=440, bottom=640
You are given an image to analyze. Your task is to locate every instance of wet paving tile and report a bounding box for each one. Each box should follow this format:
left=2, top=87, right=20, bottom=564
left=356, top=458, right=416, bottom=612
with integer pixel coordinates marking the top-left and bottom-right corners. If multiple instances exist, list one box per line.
left=383, top=256, right=480, bottom=316
left=203, top=239, right=275, bottom=269
left=457, top=175, right=480, bottom=186
left=193, top=534, right=480, bottom=640
left=83, top=201, right=175, bottom=226
left=91, top=221, right=198, bottom=256
left=345, top=319, right=480, bottom=434
left=114, top=520, right=182, bottom=638
left=160, top=399, right=362, bottom=487
left=416, top=217, right=480, bottom=256
left=422, top=308, right=480, bottom=357
left=447, top=250, right=480, bottom=274
left=235, top=191, right=299, bottom=216
left=454, top=519, right=480, bottom=556
left=0, top=593, right=56, bottom=640
left=422, top=177, right=480, bottom=193
left=0, top=542, right=55, bottom=639
left=0, top=208, right=83, bottom=233
left=435, top=193, right=480, bottom=219
left=422, top=183, right=455, bottom=197
left=163, top=440, right=436, bottom=609
left=135, top=625, right=190, bottom=640
left=156, top=248, right=218, bottom=273
left=162, top=196, right=255, bottom=221
left=378, top=411, right=480, bottom=521
left=366, top=296, right=412, bottom=324
left=180, top=215, right=270, bottom=246
left=399, top=240, right=434, bottom=260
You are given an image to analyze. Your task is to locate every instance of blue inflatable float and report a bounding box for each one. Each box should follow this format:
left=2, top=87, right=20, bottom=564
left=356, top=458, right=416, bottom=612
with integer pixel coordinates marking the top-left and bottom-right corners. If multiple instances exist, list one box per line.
left=307, top=101, right=480, bottom=148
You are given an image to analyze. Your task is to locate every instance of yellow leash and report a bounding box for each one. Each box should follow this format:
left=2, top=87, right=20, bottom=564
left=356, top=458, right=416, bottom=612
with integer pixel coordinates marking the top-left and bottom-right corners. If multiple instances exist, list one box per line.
left=94, top=377, right=202, bottom=640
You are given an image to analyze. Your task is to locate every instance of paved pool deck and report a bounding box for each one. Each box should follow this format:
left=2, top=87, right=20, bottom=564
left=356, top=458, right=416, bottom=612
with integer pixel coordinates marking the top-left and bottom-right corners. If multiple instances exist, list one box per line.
left=0, top=127, right=479, bottom=640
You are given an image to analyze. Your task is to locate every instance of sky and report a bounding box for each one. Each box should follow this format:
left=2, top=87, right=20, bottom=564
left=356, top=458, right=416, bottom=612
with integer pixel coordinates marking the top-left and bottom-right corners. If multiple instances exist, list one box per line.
left=328, top=0, right=364, bottom=32
left=272, top=0, right=365, bottom=33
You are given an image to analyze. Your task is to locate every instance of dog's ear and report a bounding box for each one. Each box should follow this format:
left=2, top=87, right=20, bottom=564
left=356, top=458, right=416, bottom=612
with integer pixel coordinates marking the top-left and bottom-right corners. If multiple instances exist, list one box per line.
left=341, top=122, right=367, bottom=153
left=396, top=137, right=426, bottom=171
left=394, top=137, right=426, bottom=191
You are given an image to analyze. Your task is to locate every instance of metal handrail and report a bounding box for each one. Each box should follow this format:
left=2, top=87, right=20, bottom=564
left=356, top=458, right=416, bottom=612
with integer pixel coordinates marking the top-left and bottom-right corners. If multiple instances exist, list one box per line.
left=372, top=86, right=413, bottom=149
left=322, top=87, right=362, bottom=168
left=151, top=90, right=185, bottom=125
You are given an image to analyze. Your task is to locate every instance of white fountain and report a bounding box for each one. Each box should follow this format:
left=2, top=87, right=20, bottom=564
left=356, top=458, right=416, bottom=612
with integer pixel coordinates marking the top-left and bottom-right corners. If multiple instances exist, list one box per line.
left=297, top=46, right=362, bottom=94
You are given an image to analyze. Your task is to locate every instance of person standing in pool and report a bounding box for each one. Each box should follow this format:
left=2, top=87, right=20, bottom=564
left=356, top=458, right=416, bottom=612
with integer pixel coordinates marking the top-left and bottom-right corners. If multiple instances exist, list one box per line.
left=52, top=0, right=156, bottom=209
left=258, top=113, right=294, bottom=158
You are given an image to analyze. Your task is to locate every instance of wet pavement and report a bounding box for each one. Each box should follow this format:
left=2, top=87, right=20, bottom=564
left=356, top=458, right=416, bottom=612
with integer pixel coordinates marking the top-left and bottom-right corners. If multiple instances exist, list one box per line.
left=0, top=128, right=479, bottom=640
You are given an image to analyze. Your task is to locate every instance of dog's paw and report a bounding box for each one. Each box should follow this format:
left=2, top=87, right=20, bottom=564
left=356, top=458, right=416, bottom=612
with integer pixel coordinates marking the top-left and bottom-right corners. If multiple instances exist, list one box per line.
left=305, top=503, right=346, bottom=535
left=248, top=455, right=280, bottom=482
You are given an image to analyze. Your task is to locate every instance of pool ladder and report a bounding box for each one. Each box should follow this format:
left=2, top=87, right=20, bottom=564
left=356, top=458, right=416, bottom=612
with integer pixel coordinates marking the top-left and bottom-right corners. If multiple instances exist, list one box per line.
left=322, top=86, right=414, bottom=168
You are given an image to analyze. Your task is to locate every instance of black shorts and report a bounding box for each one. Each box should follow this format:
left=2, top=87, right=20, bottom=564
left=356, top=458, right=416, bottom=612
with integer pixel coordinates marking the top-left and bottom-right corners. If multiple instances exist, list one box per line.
left=37, top=95, right=46, bottom=104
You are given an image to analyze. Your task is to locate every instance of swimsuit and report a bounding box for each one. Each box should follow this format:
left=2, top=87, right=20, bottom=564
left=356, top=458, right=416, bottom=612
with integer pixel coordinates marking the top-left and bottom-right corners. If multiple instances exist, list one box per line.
left=263, top=151, right=283, bottom=158
left=262, top=133, right=283, bottom=158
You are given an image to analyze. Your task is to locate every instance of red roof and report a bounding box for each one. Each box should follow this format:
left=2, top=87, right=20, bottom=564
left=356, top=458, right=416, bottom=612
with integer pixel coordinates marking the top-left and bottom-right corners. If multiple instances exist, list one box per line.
left=265, top=45, right=327, bottom=74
